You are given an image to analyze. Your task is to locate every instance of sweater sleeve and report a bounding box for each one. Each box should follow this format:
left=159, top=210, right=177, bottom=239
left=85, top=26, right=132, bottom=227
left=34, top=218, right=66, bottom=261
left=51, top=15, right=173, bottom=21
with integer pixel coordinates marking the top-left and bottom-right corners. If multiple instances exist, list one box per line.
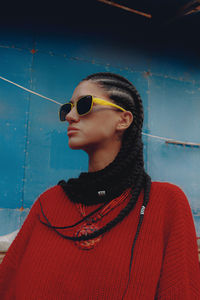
left=0, top=197, right=40, bottom=299
left=156, top=184, right=200, bottom=299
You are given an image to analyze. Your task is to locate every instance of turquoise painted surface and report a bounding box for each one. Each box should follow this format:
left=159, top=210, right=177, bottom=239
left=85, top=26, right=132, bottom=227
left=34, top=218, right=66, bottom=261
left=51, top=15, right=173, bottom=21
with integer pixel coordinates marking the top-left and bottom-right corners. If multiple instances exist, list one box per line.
left=0, top=27, right=199, bottom=236
left=0, top=46, right=32, bottom=209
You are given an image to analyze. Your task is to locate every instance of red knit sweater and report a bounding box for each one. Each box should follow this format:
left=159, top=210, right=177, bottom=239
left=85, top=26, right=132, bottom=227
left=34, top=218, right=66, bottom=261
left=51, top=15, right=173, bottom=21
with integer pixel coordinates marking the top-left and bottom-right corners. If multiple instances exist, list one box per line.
left=0, top=182, right=200, bottom=299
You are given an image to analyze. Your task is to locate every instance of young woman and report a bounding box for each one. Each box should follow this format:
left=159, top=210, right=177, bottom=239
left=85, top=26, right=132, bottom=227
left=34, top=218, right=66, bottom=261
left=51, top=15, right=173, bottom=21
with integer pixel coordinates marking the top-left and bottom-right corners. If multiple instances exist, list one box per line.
left=0, top=72, right=200, bottom=299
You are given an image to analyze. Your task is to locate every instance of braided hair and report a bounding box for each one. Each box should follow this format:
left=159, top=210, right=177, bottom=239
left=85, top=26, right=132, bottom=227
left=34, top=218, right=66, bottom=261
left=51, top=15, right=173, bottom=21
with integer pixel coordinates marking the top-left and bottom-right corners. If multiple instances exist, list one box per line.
left=39, top=72, right=151, bottom=297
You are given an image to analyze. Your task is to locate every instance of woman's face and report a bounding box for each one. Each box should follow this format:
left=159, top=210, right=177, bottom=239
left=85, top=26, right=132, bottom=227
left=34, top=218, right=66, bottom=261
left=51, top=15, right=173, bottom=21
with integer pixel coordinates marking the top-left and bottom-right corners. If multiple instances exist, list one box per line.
left=65, top=80, right=127, bottom=153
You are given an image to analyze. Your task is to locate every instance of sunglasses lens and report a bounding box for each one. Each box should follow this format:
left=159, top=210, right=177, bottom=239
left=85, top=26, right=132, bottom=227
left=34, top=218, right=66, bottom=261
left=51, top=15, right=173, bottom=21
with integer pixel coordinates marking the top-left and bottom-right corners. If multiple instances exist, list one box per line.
left=59, top=103, right=71, bottom=121
left=77, top=96, right=92, bottom=115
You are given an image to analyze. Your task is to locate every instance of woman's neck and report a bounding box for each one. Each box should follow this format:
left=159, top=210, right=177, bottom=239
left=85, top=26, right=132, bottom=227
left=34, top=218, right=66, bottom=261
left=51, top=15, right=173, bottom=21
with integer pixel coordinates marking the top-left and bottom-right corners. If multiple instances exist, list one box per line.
left=88, top=142, right=121, bottom=172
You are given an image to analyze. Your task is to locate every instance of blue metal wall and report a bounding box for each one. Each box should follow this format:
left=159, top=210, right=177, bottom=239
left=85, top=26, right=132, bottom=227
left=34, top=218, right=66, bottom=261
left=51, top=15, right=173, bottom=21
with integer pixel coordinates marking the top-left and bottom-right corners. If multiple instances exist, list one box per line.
left=0, top=26, right=199, bottom=236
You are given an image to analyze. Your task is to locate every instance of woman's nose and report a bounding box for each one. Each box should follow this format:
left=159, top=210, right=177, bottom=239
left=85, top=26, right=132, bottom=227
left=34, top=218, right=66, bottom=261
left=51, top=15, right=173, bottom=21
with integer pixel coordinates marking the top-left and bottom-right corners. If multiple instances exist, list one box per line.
left=65, top=106, right=80, bottom=123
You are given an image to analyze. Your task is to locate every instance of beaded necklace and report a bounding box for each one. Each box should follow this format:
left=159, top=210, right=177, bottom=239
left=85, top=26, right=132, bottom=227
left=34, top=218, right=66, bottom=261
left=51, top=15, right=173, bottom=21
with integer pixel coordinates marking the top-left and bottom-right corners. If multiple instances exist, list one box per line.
left=74, top=189, right=131, bottom=250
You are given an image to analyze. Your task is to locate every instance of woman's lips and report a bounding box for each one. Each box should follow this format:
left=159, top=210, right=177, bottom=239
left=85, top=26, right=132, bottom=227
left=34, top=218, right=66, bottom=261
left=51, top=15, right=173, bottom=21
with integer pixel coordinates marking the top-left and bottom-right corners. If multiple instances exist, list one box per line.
left=67, top=127, right=79, bottom=136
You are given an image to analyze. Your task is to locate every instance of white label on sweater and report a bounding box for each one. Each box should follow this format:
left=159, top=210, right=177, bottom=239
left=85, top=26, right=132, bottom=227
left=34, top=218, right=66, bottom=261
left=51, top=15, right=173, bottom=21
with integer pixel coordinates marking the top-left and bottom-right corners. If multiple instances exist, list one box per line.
left=140, top=206, right=145, bottom=215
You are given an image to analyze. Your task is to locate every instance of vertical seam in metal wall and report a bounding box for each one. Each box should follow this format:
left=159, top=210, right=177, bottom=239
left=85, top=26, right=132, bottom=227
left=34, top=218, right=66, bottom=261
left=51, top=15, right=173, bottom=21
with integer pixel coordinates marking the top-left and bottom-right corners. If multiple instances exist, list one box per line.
left=20, top=39, right=36, bottom=218
left=146, top=72, right=150, bottom=174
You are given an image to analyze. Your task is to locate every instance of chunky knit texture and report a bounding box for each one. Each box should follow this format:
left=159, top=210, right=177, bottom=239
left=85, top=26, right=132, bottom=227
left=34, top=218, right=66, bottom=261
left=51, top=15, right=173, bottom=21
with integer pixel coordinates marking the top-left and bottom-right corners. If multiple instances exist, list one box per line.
left=0, top=182, right=200, bottom=299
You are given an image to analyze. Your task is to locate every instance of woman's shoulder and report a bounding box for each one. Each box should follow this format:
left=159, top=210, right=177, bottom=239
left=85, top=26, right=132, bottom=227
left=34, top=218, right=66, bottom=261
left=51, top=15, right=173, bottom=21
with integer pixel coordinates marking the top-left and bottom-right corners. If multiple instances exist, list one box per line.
left=151, top=181, right=184, bottom=192
left=39, top=184, right=64, bottom=198
left=36, top=184, right=70, bottom=209
left=35, top=184, right=75, bottom=225
left=151, top=181, right=187, bottom=198
left=150, top=181, right=191, bottom=213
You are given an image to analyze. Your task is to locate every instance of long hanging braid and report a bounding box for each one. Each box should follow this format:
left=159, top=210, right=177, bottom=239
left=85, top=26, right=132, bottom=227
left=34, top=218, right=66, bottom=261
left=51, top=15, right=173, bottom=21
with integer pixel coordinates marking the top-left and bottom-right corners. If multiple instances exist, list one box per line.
left=39, top=72, right=151, bottom=298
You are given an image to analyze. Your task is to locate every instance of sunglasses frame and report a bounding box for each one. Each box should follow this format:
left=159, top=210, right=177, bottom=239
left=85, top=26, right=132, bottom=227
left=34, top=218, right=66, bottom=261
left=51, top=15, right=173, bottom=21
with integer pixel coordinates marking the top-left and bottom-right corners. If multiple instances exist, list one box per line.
left=59, top=95, right=126, bottom=121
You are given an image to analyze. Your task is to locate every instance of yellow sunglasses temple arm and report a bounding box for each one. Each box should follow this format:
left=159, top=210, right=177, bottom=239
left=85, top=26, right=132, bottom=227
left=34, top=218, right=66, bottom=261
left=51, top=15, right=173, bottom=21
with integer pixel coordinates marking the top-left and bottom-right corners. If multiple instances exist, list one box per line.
left=93, top=97, right=126, bottom=112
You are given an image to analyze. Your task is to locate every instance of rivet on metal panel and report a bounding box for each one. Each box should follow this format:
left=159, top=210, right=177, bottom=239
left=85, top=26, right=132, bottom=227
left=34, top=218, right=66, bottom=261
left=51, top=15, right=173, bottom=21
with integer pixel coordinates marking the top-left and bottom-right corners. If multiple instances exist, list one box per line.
left=30, top=49, right=37, bottom=54
left=143, top=71, right=151, bottom=78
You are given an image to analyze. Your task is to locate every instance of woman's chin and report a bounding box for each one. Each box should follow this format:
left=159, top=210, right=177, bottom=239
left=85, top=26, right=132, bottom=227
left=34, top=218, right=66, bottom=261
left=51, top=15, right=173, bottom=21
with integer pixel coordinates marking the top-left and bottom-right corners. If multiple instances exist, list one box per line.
left=68, top=144, right=82, bottom=150
left=68, top=141, right=84, bottom=150
left=68, top=143, right=91, bottom=153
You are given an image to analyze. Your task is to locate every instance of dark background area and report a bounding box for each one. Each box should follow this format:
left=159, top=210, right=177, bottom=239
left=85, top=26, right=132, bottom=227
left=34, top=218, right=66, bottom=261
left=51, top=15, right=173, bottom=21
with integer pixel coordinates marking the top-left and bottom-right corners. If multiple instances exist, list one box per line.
left=0, top=0, right=199, bottom=54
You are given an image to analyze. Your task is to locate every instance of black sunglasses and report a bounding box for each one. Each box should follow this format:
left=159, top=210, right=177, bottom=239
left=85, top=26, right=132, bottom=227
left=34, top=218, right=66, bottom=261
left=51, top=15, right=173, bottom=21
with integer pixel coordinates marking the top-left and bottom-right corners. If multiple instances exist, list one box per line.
left=59, top=95, right=126, bottom=121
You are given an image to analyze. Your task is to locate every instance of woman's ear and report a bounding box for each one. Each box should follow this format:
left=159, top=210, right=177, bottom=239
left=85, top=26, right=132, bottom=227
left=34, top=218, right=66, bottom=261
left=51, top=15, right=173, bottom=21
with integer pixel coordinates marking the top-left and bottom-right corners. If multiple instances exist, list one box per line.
left=116, top=111, right=133, bottom=132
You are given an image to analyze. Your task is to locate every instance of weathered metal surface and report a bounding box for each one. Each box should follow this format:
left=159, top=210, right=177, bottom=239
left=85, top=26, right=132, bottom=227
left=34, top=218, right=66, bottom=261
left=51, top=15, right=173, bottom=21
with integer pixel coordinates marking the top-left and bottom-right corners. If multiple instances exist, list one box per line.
left=0, top=27, right=199, bottom=240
